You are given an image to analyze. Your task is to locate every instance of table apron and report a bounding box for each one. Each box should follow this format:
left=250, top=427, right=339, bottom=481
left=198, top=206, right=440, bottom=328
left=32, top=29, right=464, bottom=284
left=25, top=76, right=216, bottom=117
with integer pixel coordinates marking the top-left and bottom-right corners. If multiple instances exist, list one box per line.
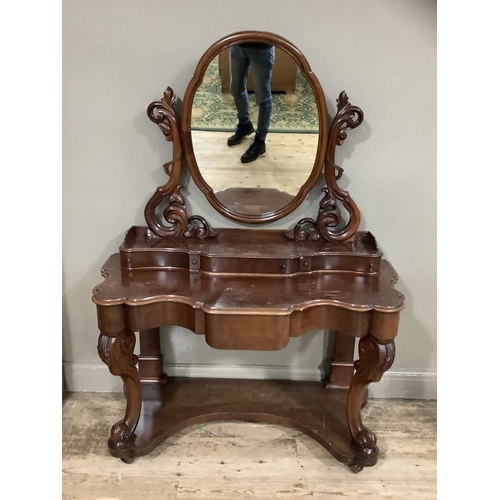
left=96, top=302, right=399, bottom=347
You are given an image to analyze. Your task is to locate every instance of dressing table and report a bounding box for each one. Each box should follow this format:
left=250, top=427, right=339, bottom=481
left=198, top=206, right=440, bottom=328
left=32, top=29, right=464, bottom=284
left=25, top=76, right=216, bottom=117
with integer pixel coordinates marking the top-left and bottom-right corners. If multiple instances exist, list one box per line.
left=92, top=31, right=404, bottom=473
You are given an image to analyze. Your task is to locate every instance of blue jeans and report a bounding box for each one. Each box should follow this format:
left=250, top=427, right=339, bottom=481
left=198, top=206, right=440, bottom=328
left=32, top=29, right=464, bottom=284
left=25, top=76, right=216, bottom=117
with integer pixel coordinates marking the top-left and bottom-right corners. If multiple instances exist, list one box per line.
left=229, top=44, right=275, bottom=141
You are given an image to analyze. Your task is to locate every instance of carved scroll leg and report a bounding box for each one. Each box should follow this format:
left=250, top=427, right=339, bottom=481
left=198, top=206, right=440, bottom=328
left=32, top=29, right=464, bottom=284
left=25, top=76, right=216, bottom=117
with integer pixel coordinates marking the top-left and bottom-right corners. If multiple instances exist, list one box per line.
left=347, top=333, right=395, bottom=471
left=325, top=331, right=355, bottom=390
left=138, top=328, right=167, bottom=385
left=98, top=329, right=141, bottom=454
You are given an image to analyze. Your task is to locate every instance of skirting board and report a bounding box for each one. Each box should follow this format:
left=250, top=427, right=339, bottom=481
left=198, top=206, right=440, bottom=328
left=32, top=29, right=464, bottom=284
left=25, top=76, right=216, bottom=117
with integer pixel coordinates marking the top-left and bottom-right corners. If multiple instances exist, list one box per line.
left=64, top=362, right=437, bottom=399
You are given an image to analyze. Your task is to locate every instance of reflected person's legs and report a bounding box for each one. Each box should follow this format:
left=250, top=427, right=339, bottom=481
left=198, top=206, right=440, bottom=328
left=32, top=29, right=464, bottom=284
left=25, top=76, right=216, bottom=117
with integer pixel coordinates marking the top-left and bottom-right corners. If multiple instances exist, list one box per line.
left=239, top=45, right=274, bottom=163
left=228, top=45, right=255, bottom=146
left=248, top=46, right=275, bottom=141
left=229, top=45, right=251, bottom=126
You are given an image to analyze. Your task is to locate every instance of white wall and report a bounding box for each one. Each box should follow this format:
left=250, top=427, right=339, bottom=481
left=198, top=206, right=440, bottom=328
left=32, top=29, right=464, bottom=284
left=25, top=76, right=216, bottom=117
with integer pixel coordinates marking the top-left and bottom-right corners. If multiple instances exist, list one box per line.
left=63, top=0, right=436, bottom=398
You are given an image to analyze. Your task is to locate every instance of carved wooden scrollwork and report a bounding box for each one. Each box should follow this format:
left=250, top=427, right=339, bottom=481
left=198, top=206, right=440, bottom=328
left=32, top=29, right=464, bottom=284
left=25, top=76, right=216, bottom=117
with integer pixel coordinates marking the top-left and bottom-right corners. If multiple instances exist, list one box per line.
left=145, top=87, right=217, bottom=239
left=285, top=187, right=342, bottom=241
left=185, top=215, right=219, bottom=238
left=287, top=91, right=363, bottom=242
left=98, top=330, right=142, bottom=450
left=332, top=91, right=364, bottom=147
left=285, top=217, right=320, bottom=241
left=347, top=334, right=395, bottom=461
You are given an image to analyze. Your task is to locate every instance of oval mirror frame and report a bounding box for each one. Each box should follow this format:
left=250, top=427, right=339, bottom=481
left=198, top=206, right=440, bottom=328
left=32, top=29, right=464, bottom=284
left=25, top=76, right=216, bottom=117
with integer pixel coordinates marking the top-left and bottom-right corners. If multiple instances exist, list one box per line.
left=181, top=31, right=328, bottom=224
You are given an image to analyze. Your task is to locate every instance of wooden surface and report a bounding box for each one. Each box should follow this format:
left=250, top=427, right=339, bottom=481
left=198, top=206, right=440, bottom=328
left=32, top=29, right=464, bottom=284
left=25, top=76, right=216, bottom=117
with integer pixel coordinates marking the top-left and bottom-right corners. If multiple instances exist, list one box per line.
left=327, top=331, right=356, bottom=389
left=63, top=393, right=436, bottom=499
left=214, top=187, right=296, bottom=215
left=119, top=226, right=383, bottom=274
left=102, top=379, right=369, bottom=465
left=95, top=254, right=399, bottom=313
left=93, top=253, right=403, bottom=343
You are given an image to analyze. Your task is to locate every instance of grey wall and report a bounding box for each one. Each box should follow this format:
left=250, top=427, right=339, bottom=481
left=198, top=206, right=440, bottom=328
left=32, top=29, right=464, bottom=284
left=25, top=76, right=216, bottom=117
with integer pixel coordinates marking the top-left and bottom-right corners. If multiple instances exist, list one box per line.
left=63, top=0, right=436, bottom=398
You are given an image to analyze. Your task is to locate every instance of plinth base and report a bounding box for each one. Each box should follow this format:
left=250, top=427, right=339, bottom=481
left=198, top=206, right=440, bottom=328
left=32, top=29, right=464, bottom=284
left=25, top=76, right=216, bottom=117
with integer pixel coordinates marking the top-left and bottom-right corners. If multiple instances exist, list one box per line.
left=110, top=378, right=373, bottom=471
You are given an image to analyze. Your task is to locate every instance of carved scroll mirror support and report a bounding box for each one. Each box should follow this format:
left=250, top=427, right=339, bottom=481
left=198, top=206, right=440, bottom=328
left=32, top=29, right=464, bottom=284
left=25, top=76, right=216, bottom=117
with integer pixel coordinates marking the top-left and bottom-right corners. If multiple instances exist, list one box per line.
left=145, top=88, right=218, bottom=239
left=286, top=91, right=364, bottom=242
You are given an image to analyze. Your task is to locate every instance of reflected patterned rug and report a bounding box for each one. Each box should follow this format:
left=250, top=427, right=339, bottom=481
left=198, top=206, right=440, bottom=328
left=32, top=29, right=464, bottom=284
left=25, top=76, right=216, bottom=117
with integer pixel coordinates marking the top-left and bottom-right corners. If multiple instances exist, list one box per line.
left=192, top=59, right=319, bottom=133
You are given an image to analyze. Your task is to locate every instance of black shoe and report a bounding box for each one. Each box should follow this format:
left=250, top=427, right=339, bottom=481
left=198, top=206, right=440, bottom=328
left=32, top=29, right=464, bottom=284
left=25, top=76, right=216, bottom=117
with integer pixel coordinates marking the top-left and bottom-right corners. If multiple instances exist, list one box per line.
left=227, top=121, right=255, bottom=146
left=240, top=137, right=266, bottom=163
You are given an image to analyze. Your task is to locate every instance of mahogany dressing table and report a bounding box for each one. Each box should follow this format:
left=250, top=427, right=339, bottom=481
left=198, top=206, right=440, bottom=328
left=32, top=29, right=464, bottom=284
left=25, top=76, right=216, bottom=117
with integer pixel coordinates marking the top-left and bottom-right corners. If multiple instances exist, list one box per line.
left=92, top=31, right=404, bottom=473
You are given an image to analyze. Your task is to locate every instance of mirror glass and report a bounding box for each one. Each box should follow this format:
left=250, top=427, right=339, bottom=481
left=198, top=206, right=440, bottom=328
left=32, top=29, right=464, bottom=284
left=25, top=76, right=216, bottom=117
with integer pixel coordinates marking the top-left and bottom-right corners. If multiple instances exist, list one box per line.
left=191, top=44, right=320, bottom=216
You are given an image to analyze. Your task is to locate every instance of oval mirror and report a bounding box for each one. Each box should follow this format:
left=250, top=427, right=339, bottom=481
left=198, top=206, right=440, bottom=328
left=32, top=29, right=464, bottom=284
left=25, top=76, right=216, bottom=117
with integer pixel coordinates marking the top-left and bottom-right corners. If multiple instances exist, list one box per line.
left=182, top=32, right=328, bottom=223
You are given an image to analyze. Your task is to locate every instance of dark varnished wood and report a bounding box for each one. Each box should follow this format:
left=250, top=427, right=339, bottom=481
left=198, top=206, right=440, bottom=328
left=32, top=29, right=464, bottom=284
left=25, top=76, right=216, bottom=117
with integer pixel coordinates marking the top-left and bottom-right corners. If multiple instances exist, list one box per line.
left=94, top=249, right=402, bottom=470
left=120, top=226, right=382, bottom=275
left=144, top=91, right=217, bottom=239
left=93, top=253, right=403, bottom=347
left=326, top=331, right=356, bottom=390
left=110, top=378, right=370, bottom=470
left=347, top=334, right=395, bottom=464
left=286, top=92, right=364, bottom=242
left=94, top=247, right=402, bottom=470
left=138, top=328, right=167, bottom=384
left=97, top=330, right=142, bottom=451
left=214, top=187, right=295, bottom=216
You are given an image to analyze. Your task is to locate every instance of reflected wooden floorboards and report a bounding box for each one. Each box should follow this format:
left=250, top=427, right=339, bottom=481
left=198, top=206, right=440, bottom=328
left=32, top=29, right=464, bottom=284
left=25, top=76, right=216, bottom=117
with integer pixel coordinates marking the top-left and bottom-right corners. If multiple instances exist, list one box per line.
left=192, top=130, right=319, bottom=194
left=62, top=392, right=436, bottom=499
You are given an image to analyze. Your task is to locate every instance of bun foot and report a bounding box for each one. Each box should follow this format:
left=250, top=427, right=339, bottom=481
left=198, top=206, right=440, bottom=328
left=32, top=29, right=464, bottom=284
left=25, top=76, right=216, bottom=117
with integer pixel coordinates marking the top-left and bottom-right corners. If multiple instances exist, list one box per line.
left=120, top=456, right=134, bottom=464
left=349, top=464, right=364, bottom=473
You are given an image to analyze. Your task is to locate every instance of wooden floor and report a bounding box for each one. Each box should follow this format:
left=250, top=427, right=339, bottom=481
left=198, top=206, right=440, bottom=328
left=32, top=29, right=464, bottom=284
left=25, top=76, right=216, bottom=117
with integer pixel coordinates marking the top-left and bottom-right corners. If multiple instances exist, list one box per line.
left=62, top=392, right=436, bottom=499
left=192, top=130, right=319, bottom=194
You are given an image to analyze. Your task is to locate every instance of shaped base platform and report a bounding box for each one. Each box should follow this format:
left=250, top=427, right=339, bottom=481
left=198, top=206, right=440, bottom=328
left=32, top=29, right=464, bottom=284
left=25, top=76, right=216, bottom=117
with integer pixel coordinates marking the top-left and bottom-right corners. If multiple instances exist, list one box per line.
left=111, top=378, right=371, bottom=472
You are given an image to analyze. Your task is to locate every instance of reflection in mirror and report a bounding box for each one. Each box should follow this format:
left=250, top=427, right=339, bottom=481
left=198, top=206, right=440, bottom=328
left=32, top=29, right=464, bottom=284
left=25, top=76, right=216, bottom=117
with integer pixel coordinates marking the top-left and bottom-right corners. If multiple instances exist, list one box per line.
left=191, top=45, right=320, bottom=216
